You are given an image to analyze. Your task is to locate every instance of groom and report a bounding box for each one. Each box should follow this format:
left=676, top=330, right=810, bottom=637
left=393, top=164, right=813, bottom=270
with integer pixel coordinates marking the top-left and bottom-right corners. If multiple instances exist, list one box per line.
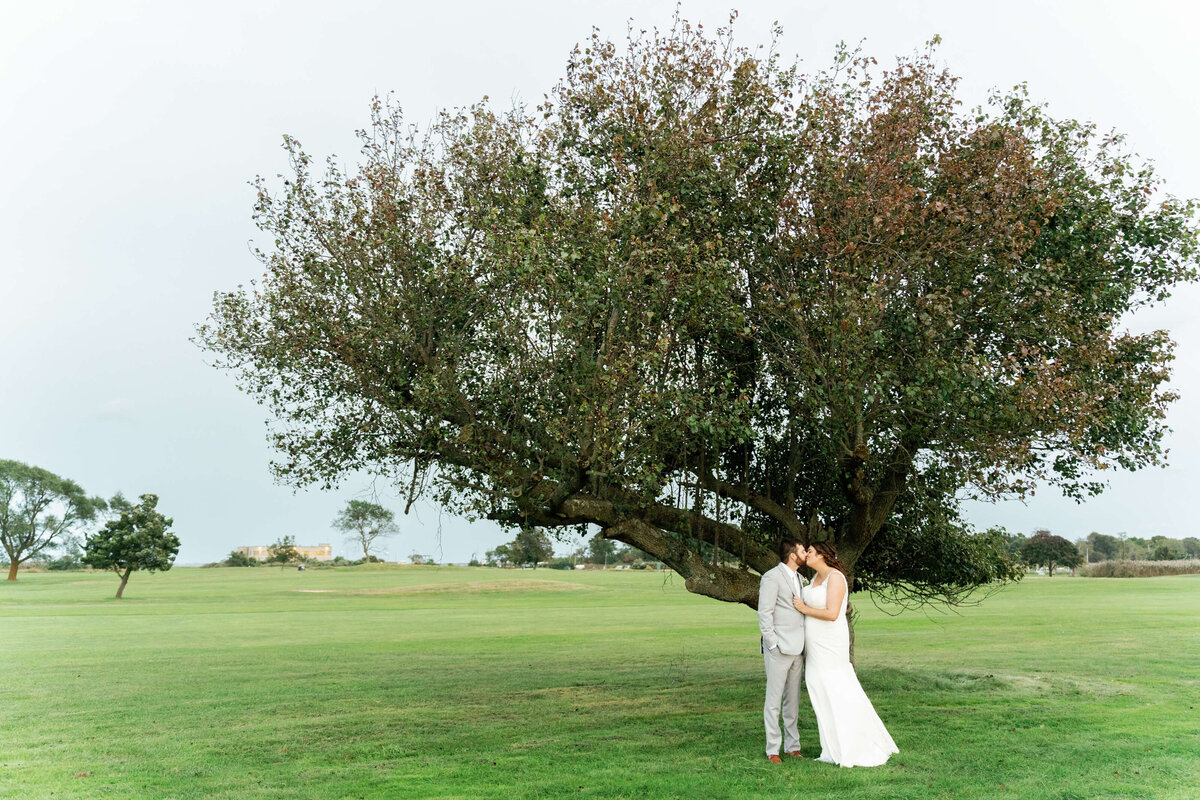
left=757, top=538, right=807, bottom=763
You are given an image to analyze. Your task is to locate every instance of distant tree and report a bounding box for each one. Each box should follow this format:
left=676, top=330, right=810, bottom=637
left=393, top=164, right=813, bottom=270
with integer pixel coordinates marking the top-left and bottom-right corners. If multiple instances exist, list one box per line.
left=408, top=553, right=433, bottom=565
left=1086, top=532, right=1120, bottom=561
left=1183, top=538, right=1200, bottom=559
left=485, top=529, right=552, bottom=568
left=39, top=530, right=86, bottom=571
left=83, top=494, right=180, bottom=598
left=1, top=460, right=105, bottom=580
left=223, top=550, right=258, bottom=567
left=332, top=500, right=399, bottom=563
left=43, top=534, right=85, bottom=571
left=47, top=492, right=132, bottom=572
left=1149, top=536, right=1185, bottom=561
left=485, top=544, right=514, bottom=567
left=267, top=535, right=300, bottom=566
left=45, top=493, right=135, bottom=572
left=586, top=534, right=618, bottom=565
left=513, top=528, right=553, bottom=568
left=1110, top=532, right=1151, bottom=561
left=1073, top=537, right=1089, bottom=563
left=619, top=545, right=655, bottom=564
left=1000, top=532, right=1029, bottom=557
left=1020, top=531, right=1082, bottom=577
left=1124, top=536, right=1151, bottom=560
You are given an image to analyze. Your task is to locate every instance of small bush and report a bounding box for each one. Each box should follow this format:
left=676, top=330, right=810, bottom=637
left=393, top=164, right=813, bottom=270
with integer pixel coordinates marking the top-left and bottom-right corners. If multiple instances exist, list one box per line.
left=338, top=555, right=383, bottom=566
left=1080, top=559, right=1200, bottom=578
left=223, top=550, right=259, bottom=567
left=45, top=554, right=86, bottom=571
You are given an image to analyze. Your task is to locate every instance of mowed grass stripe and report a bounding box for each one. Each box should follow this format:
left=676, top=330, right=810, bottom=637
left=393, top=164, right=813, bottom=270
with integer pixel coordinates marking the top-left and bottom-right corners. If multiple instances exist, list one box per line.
left=2, top=567, right=1198, bottom=799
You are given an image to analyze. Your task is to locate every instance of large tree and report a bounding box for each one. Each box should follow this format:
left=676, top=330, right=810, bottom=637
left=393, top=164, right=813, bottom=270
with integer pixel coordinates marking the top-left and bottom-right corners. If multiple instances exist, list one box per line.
left=1, top=459, right=104, bottom=581
left=1085, top=532, right=1121, bottom=562
left=485, top=528, right=553, bottom=568
left=586, top=532, right=619, bottom=565
left=333, top=499, right=400, bottom=562
left=83, top=493, right=180, bottom=598
left=197, top=19, right=1197, bottom=613
left=513, top=527, right=553, bottom=568
left=1020, top=530, right=1082, bottom=577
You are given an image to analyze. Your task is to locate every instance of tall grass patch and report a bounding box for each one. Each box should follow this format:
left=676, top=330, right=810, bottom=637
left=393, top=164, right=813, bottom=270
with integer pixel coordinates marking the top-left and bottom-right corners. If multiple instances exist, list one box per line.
left=1080, top=559, right=1200, bottom=577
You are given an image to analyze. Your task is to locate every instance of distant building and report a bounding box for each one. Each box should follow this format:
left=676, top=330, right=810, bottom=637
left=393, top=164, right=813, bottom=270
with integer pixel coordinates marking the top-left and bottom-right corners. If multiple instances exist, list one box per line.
left=236, top=543, right=333, bottom=562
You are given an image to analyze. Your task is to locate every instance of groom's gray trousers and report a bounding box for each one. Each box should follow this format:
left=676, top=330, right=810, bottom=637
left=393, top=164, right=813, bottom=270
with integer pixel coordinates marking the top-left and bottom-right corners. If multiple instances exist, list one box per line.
left=763, top=647, right=804, bottom=755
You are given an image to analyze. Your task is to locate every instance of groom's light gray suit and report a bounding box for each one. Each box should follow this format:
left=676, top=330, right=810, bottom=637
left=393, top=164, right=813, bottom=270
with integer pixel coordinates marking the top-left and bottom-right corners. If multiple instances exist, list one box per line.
left=757, top=562, right=806, bottom=756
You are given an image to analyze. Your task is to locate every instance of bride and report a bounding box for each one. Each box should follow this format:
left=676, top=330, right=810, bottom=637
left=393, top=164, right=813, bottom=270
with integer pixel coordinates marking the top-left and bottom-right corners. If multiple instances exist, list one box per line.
left=792, top=541, right=898, bottom=767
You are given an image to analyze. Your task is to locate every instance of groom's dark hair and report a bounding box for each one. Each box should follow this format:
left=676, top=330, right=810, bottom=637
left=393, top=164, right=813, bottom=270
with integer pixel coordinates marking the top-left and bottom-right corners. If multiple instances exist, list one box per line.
left=778, top=539, right=803, bottom=562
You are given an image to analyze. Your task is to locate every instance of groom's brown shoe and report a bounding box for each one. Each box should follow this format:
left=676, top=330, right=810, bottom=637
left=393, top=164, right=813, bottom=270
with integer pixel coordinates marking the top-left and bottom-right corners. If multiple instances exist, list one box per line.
left=788, top=750, right=803, bottom=759
left=767, top=754, right=783, bottom=764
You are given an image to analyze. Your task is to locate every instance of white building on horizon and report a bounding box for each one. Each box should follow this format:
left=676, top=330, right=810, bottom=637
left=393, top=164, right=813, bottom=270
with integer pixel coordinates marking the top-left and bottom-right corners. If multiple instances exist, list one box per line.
left=236, top=543, right=333, bottom=562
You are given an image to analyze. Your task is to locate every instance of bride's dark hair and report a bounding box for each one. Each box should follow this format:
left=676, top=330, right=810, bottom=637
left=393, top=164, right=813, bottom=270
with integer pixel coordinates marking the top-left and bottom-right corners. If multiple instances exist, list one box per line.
left=809, top=541, right=848, bottom=574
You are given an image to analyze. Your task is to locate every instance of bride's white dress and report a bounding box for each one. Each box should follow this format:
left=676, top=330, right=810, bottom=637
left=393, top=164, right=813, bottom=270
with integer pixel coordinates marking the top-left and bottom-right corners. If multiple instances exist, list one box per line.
left=802, top=570, right=898, bottom=767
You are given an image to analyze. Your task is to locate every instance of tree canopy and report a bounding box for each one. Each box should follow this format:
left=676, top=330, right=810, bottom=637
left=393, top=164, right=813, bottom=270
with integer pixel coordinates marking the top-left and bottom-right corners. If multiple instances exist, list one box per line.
left=1020, top=530, right=1082, bottom=576
left=83, top=493, right=179, bottom=598
left=197, top=18, right=1198, bottom=610
left=332, top=499, right=399, bottom=562
left=1, top=459, right=105, bottom=580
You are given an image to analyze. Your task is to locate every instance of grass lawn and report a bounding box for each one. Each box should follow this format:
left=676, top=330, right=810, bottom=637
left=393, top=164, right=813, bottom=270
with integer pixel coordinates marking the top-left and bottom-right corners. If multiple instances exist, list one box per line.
left=1, top=566, right=1197, bottom=799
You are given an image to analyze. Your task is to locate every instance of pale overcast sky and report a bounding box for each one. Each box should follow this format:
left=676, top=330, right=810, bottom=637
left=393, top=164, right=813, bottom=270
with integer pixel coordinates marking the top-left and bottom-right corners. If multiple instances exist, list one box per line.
left=2, top=0, right=1198, bottom=564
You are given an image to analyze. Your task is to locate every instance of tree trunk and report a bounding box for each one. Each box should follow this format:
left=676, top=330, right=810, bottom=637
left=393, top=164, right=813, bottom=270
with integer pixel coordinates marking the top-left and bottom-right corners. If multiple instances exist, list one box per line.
left=7, top=560, right=18, bottom=581
left=115, top=568, right=132, bottom=598
left=847, top=600, right=856, bottom=666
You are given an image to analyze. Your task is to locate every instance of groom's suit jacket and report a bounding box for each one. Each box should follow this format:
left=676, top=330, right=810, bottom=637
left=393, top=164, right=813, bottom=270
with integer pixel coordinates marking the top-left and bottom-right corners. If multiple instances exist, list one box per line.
left=757, top=563, right=806, bottom=656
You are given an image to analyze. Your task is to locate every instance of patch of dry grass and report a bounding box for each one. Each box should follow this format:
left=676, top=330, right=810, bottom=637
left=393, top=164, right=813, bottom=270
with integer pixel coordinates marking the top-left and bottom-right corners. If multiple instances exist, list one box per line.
left=1080, top=559, right=1200, bottom=577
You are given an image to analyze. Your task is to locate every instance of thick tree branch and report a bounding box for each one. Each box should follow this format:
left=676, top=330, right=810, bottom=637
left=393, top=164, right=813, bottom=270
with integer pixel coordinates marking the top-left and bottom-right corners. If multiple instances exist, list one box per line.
left=601, top=517, right=764, bottom=607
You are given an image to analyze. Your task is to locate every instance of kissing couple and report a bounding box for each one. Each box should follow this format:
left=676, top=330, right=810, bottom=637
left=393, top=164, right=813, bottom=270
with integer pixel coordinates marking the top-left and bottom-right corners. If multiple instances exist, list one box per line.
left=758, top=539, right=898, bottom=767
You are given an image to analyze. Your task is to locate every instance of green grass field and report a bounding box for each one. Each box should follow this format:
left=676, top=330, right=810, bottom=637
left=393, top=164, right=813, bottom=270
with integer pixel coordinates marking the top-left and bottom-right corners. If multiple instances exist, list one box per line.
left=2, top=566, right=1197, bottom=799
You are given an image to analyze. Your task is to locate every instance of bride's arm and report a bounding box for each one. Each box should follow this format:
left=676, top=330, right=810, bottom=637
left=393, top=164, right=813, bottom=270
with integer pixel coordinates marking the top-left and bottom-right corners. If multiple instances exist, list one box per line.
left=793, top=572, right=847, bottom=621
